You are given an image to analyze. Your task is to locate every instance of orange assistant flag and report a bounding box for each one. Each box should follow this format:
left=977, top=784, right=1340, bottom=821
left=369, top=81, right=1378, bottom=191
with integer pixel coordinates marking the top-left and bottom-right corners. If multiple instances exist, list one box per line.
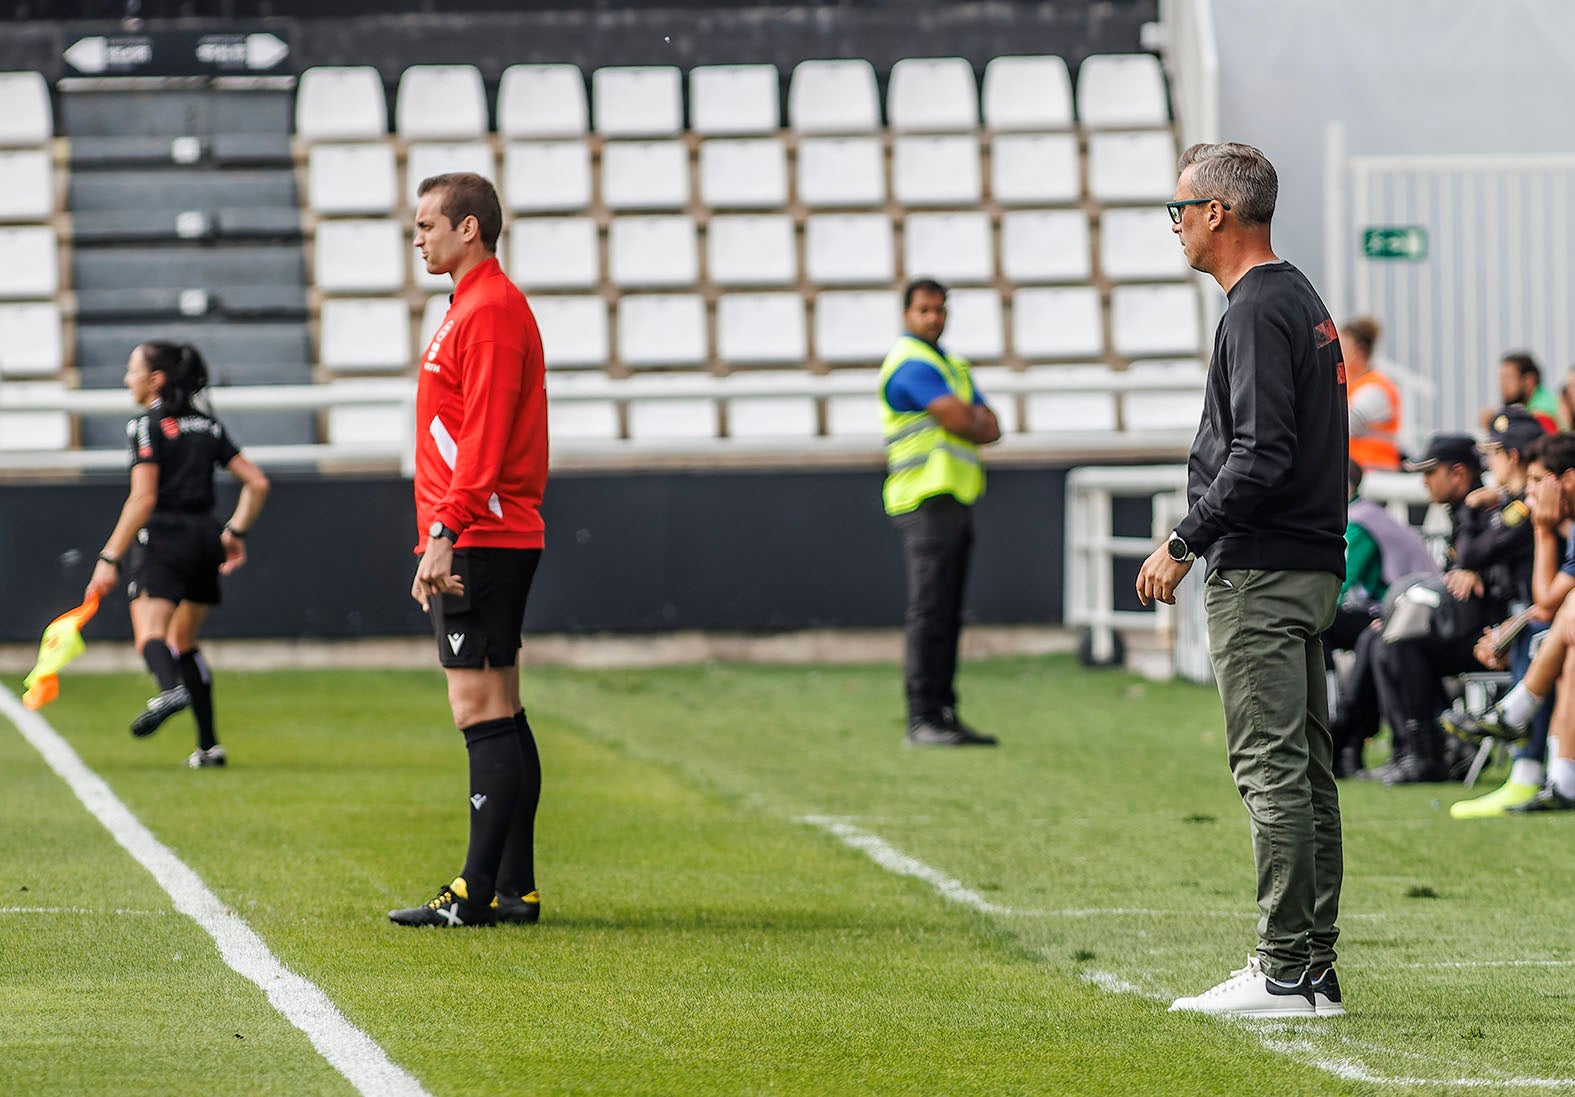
left=21, top=592, right=100, bottom=710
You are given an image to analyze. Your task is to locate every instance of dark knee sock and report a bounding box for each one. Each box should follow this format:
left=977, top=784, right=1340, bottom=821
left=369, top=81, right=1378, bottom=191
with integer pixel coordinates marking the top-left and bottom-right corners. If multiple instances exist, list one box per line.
left=460, top=716, right=523, bottom=901
left=176, top=649, right=215, bottom=751
left=141, top=640, right=180, bottom=691
left=495, top=709, right=542, bottom=898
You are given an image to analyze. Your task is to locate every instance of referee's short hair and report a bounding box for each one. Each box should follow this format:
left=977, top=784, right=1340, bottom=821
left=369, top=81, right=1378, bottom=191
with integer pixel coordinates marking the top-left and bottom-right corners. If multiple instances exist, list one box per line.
left=904, top=278, right=948, bottom=309
left=1178, top=142, right=1278, bottom=227
left=418, top=172, right=503, bottom=253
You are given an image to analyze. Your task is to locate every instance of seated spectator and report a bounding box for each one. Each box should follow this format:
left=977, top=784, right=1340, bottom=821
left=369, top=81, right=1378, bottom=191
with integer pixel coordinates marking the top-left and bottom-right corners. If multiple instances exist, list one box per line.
left=1343, top=316, right=1402, bottom=471
left=1482, top=352, right=1561, bottom=433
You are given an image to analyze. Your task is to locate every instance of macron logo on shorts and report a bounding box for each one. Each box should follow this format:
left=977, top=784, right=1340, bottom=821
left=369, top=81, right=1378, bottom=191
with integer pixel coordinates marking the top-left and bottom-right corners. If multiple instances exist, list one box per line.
left=447, top=632, right=464, bottom=655
left=470, top=793, right=487, bottom=810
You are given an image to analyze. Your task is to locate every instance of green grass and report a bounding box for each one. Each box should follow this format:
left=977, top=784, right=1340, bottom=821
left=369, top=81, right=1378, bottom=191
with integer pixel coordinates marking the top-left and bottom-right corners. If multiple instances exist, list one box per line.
left=5, top=656, right=1575, bottom=1095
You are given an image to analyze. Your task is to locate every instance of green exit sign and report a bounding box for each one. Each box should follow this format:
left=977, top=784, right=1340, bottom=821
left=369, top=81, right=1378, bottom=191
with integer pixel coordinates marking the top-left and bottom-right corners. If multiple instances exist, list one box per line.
left=1362, top=226, right=1428, bottom=260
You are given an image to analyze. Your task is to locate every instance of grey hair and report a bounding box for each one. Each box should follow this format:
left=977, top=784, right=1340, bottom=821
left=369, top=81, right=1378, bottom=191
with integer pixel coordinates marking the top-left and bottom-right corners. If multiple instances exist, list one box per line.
left=1178, top=142, right=1278, bottom=227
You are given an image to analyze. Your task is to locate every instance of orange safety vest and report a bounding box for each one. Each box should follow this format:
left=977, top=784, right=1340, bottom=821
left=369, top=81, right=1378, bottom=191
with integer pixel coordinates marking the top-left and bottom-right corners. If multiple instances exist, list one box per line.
left=1348, top=369, right=1402, bottom=470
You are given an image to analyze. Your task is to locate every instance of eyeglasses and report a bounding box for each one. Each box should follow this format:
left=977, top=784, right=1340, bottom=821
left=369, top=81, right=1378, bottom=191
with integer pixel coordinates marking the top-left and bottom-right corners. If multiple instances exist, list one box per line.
left=1165, top=198, right=1232, bottom=224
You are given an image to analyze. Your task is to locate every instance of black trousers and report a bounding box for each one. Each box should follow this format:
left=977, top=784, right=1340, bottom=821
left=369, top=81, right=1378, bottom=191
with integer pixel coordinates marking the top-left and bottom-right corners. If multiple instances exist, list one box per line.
left=892, top=494, right=973, bottom=724
left=1372, top=629, right=1480, bottom=762
left=1327, top=614, right=1382, bottom=751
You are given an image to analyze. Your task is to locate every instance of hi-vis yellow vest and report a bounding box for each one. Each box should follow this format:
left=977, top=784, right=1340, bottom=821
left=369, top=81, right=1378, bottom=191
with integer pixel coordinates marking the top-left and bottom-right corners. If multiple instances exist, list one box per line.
left=878, top=335, right=984, bottom=516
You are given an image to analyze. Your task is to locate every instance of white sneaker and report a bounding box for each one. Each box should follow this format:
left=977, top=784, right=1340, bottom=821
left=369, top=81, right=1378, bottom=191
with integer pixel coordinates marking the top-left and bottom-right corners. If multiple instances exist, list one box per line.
left=1169, top=955, right=1316, bottom=1018
left=185, top=745, right=227, bottom=768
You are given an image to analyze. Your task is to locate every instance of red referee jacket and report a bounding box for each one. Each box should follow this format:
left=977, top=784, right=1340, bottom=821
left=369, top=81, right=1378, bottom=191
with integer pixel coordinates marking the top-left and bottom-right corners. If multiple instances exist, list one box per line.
left=413, top=256, right=548, bottom=551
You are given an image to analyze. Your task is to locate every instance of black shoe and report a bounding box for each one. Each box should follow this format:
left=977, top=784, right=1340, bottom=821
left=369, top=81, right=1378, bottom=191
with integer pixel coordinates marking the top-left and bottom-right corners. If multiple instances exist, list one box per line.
left=491, top=890, right=541, bottom=924
left=1507, top=786, right=1575, bottom=813
left=940, top=706, right=998, bottom=745
left=1381, top=754, right=1451, bottom=785
left=1440, top=704, right=1529, bottom=746
left=130, top=685, right=190, bottom=738
left=1332, top=742, right=1364, bottom=779
left=1310, top=967, right=1345, bottom=1017
left=388, top=877, right=495, bottom=927
left=905, top=720, right=997, bottom=747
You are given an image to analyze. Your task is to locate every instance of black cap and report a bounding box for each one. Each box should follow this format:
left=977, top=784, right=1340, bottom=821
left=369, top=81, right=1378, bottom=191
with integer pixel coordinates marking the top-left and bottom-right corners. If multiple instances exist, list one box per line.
left=1403, top=433, right=1482, bottom=474
left=1482, top=405, right=1547, bottom=456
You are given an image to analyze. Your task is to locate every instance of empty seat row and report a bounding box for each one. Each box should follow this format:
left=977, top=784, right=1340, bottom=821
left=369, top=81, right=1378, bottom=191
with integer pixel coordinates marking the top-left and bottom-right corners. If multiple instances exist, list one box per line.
left=296, top=55, right=1167, bottom=143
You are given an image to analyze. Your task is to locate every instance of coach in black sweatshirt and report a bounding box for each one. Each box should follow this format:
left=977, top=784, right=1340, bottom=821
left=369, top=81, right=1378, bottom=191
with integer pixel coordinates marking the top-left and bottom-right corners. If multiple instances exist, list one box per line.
left=1137, top=142, right=1350, bottom=1021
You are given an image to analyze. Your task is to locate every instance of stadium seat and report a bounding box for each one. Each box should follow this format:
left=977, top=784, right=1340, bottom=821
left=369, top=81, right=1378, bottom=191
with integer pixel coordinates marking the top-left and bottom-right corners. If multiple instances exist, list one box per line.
left=1122, top=358, right=1207, bottom=430
left=0, top=150, right=53, bottom=221
left=529, top=294, right=609, bottom=369
left=728, top=392, right=818, bottom=438
left=689, top=64, right=781, bottom=135
left=498, top=63, right=589, bottom=137
left=1075, top=53, right=1170, bottom=129
left=502, top=140, right=592, bottom=212
left=396, top=65, right=488, bottom=140
left=617, top=294, right=708, bottom=367
left=1110, top=284, right=1201, bottom=357
left=887, top=57, right=979, bottom=133
left=509, top=216, right=599, bottom=290
left=318, top=298, right=412, bottom=373
left=1011, top=286, right=1103, bottom=359
left=698, top=139, right=789, bottom=209
left=0, top=71, right=52, bottom=146
left=0, top=226, right=57, bottom=298
left=1023, top=364, right=1118, bottom=432
left=0, top=383, right=68, bottom=451
left=1087, top=131, right=1176, bottom=202
left=0, top=302, right=63, bottom=376
left=600, top=140, right=691, bottom=210
left=608, top=216, right=698, bottom=288
left=805, top=213, right=894, bottom=286
left=307, top=143, right=398, bottom=215
left=941, top=288, right=1004, bottom=362
left=419, top=294, right=449, bottom=348
left=1100, top=208, right=1189, bottom=281
left=314, top=219, right=405, bottom=294
left=990, top=133, right=1081, bottom=205
left=970, top=366, right=1021, bottom=432
left=981, top=56, right=1074, bottom=131
left=788, top=59, right=880, bottom=133
left=716, top=293, right=807, bottom=365
left=295, top=66, right=387, bottom=140
left=824, top=370, right=883, bottom=436
left=902, top=212, right=993, bottom=285
left=406, top=142, right=498, bottom=206
left=999, top=209, right=1091, bottom=283
left=628, top=395, right=717, bottom=440
left=795, top=137, right=885, bottom=208
left=706, top=214, right=797, bottom=287
left=548, top=398, right=621, bottom=441
left=592, top=66, right=683, bottom=137
left=814, top=290, right=900, bottom=364
left=324, top=388, right=408, bottom=448
left=892, top=135, right=981, bottom=207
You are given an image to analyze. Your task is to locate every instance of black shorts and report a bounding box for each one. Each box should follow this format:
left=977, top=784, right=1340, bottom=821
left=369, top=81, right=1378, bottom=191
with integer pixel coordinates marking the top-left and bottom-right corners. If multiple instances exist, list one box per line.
left=127, top=513, right=224, bottom=605
left=430, top=547, right=541, bottom=669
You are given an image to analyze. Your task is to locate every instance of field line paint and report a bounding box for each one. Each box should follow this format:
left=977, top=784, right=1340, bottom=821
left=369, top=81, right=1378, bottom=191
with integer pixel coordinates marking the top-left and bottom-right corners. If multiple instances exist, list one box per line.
left=0, top=905, right=163, bottom=915
left=0, top=688, right=433, bottom=1097
left=1399, top=959, right=1575, bottom=969
left=797, top=815, right=1013, bottom=914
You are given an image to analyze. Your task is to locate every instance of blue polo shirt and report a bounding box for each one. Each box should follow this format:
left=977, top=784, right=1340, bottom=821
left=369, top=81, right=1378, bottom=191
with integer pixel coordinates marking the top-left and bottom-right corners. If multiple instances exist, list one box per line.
left=882, top=334, right=987, bottom=413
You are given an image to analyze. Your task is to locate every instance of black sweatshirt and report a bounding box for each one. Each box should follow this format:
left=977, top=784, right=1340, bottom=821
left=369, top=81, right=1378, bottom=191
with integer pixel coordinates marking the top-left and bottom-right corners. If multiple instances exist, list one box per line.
left=1174, top=260, right=1348, bottom=578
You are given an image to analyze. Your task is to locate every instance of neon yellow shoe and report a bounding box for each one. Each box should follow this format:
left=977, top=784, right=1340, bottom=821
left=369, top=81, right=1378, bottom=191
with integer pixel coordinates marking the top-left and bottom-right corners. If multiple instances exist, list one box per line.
left=1450, top=779, right=1541, bottom=819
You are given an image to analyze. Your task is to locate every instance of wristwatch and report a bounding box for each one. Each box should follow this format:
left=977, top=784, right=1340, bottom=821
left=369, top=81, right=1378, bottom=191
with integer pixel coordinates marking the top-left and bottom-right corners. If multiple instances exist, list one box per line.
left=1167, top=532, right=1195, bottom=562
left=428, top=521, right=459, bottom=544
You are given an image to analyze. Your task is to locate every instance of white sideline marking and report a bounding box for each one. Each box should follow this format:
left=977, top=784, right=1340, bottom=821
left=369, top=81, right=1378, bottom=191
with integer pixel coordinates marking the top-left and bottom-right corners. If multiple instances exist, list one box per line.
left=0, top=689, right=433, bottom=1097
left=0, top=905, right=162, bottom=916
left=1400, top=960, right=1575, bottom=969
left=797, top=815, right=1013, bottom=914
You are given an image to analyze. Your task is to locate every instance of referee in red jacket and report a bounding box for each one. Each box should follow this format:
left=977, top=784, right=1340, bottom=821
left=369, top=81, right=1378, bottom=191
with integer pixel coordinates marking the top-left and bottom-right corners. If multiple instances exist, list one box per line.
left=389, top=172, right=550, bottom=928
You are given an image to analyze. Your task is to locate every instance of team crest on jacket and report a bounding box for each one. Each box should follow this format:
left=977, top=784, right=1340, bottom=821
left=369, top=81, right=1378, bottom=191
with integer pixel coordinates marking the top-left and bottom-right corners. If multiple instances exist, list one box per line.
left=1313, top=318, right=1339, bottom=349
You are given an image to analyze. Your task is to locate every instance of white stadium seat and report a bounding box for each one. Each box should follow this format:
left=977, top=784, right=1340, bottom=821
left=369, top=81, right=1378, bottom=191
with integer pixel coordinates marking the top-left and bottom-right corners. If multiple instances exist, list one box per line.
left=608, top=216, right=698, bottom=288
left=825, top=369, right=883, bottom=437
left=593, top=66, right=683, bottom=137
left=941, top=288, right=1005, bottom=362
left=991, top=133, right=1080, bottom=205
left=600, top=140, right=691, bottom=210
left=1023, top=364, right=1118, bottom=432
left=503, top=140, right=592, bottom=212
left=295, top=66, right=387, bottom=141
left=530, top=294, right=609, bottom=369
left=814, top=290, right=900, bottom=364
left=0, top=382, right=68, bottom=451
left=689, top=64, right=781, bottom=135
left=999, top=209, right=1091, bottom=283
left=0, top=302, right=63, bottom=376
left=796, top=137, right=885, bottom=208
left=0, top=71, right=52, bottom=146
left=0, top=150, right=53, bottom=221
left=1123, top=359, right=1207, bottom=430
left=405, top=141, right=497, bottom=205
left=617, top=294, right=708, bottom=367
left=498, top=63, right=589, bottom=137
left=420, top=294, right=450, bottom=348
left=982, top=56, right=1074, bottom=131
left=1111, top=284, right=1201, bottom=356
left=887, top=57, right=978, bottom=133
left=396, top=65, right=488, bottom=140
left=314, top=219, right=404, bottom=294
left=698, top=139, right=789, bottom=209
left=706, top=214, right=797, bottom=287
left=788, top=59, right=880, bottom=133
left=628, top=396, right=717, bottom=440
left=805, top=213, right=894, bottom=286
left=716, top=293, right=807, bottom=365
left=318, top=298, right=412, bottom=373
left=548, top=385, right=621, bottom=440
left=325, top=394, right=407, bottom=449
left=892, top=135, right=981, bottom=207
left=1076, top=53, right=1170, bottom=129
left=902, top=212, right=993, bottom=285
left=728, top=392, right=818, bottom=438
left=307, top=143, right=397, bottom=215
left=1087, top=131, right=1176, bottom=202
left=0, top=225, right=57, bottom=298
left=970, top=366, right=1021, bottom=433
left=1099, top=208, right=1190, bottom=281
left=1011, top=286, right=1103, bottom=359
left=508, top=216, right=600, bottom=291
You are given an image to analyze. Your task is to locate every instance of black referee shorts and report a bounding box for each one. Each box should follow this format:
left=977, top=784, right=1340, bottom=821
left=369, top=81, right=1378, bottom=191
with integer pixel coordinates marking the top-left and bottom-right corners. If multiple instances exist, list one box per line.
left=127, top=513, right=225, bottom=605
left=430, top=547, right=542, bottom=669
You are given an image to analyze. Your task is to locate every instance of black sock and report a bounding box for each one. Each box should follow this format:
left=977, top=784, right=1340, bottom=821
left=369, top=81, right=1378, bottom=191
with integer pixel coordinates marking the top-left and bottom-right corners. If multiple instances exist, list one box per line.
left=141, top=640, right=180, bottom=691
left=495, top=708, right=542, bottom=898
left=459, top=716, right=523, bottom=902
left=176, top=649, right=215, bottom=751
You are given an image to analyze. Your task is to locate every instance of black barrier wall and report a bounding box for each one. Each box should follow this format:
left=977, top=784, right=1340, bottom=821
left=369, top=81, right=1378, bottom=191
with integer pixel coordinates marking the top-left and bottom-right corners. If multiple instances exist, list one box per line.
left=2, top=467, right=1070, bottom=641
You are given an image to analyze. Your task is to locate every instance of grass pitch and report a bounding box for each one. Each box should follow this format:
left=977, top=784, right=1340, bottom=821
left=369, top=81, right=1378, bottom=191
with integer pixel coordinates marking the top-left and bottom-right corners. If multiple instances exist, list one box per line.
left=4, top=656, right=1575, bottom=1095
